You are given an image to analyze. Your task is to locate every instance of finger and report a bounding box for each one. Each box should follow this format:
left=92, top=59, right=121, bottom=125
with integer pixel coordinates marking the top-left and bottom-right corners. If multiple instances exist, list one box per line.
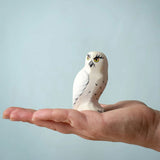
left=3, top=107, right=21, bottom=119
left=32, top=109, right=87, bottom=129
left=33, top=120, right=76, bottom=134
left=32, top=109, right=70, bottom=123
left=101, top=104, right=120, bottom=112
left=101, top=101, right=142, bottom=112
left=3, top=107, right=36, bottom=123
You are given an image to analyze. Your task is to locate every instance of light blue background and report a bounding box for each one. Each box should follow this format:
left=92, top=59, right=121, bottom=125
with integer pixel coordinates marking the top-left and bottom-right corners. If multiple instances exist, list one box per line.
left=0, top=0, right=160, bottom=159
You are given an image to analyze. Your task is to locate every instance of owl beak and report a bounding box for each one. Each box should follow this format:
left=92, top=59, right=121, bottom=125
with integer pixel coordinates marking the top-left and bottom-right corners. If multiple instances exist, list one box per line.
left=89, top=61, right=95, bottom=68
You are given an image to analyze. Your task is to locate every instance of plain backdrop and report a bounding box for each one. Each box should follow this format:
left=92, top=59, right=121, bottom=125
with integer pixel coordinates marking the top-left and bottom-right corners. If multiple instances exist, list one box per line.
left=0, top=0, right=160, bottom=159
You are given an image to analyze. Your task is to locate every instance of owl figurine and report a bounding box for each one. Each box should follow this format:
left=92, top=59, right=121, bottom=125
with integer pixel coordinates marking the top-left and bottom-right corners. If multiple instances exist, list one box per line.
left=73, top=51, right=108, bottom=112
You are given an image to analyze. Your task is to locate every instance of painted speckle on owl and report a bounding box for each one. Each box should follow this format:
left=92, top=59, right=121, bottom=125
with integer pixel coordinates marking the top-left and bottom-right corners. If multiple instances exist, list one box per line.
left=72, top=51, right=108, bottom=112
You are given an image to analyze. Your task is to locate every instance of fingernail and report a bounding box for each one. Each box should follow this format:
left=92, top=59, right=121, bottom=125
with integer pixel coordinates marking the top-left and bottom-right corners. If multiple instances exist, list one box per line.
left=2, top=112, right=10, bottom=119
left=10, top=115, right=16, bottom=121
left=32, top=111, right=42, bottom=121
left=32, top=115, right=37, bottom=121
left=3, top=115, right=9, bottom=119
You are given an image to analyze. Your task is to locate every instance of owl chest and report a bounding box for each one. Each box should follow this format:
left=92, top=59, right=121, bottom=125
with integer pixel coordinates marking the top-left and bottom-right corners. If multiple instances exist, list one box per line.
left=78, top=74, right=106, bottom=103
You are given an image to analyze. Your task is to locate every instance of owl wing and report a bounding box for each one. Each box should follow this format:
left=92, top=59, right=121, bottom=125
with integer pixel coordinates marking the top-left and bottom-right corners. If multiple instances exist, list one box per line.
left=73, top=68, right=89, bottom=105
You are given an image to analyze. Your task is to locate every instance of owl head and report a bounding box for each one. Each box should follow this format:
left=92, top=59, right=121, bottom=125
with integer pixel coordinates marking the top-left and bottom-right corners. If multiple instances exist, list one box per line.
left=85, top=51, right=108, bottom=74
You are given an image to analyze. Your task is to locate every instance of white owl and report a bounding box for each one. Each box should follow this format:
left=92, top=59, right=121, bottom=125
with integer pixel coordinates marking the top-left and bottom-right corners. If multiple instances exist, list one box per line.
left=73, top=51, right=108, bottom=112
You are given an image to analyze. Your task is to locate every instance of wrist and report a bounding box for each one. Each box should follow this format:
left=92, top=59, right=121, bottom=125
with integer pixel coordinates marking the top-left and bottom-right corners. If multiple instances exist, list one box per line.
left=128, top=108, right=160, bottom=152
left=145, top=109, right=160, bottom=152
left=151, top=110, right=160, bottom=151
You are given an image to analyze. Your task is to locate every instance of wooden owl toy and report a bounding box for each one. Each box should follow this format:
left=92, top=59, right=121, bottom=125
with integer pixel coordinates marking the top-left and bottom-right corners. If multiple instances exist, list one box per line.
left=73, top=51, right=108, bottom=112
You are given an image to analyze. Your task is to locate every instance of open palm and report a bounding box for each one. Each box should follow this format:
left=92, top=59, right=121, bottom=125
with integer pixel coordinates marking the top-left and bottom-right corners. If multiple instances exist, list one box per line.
left=3, top=100, right=160, bottom=151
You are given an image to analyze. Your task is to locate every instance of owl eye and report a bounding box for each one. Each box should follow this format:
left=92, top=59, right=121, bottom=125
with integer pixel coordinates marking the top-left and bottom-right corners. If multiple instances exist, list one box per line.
left=87, top=55, right=90, bottom=60
left=94, top=57, right=99, bottom=63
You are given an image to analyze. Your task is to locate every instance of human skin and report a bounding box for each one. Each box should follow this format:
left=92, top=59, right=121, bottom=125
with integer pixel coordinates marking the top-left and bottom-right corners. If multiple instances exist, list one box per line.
left=3, top=100, right=160, bottom=152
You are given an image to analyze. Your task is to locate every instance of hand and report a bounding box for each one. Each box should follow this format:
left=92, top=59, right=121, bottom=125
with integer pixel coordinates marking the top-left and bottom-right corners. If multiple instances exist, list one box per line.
left=3, top=100, right=160, bottom=151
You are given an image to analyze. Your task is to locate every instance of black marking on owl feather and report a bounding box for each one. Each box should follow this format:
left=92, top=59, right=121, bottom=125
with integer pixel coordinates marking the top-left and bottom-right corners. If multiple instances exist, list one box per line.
left=98, top=110, right=103, bottom=113
left=73, top=77, right=89, bottom=105
left=95, top=83, right=98, bottom=86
